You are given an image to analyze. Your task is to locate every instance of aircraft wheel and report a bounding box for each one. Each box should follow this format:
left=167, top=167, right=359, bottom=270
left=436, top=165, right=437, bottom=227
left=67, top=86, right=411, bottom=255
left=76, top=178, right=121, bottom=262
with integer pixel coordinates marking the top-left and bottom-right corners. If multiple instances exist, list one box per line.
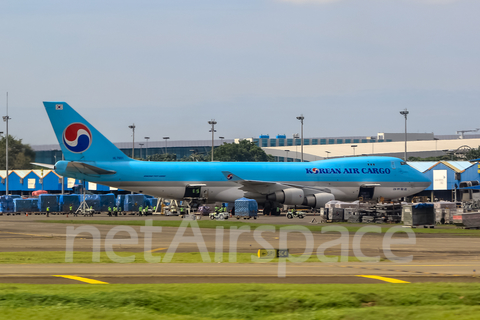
left=210, top=216, right=215, bottom=220
left=299, top=215, right=304, bottom=219
left=263, top=207, right=270, bottom=216
left=287, top=213, right=293, bottom=219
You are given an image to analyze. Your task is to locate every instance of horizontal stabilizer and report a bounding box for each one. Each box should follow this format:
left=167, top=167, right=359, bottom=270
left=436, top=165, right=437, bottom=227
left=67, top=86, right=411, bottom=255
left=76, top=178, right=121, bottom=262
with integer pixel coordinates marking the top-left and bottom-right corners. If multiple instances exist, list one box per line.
left=66, top=161, right=116, bottom=176
left=31, top=162, right=55, bottom=169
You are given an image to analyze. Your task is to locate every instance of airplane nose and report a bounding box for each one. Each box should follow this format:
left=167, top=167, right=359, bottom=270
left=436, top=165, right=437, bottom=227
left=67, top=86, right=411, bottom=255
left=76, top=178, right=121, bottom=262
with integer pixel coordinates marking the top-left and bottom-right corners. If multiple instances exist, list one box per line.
left=413, top=168, right=431, bottom=188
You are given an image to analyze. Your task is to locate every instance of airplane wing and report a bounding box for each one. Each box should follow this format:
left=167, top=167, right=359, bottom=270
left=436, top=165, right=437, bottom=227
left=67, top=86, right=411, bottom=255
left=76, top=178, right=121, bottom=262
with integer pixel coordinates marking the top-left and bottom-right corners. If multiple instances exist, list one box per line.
left=65, top=161, right=116, bottom=176
left=221, top=171, right=331, bottom=195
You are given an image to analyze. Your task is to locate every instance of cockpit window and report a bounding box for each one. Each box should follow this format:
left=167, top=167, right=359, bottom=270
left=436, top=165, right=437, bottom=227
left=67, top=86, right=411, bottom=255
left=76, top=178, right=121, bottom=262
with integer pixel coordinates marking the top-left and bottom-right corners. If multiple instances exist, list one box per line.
left=400, top=161, right=407, bottom=165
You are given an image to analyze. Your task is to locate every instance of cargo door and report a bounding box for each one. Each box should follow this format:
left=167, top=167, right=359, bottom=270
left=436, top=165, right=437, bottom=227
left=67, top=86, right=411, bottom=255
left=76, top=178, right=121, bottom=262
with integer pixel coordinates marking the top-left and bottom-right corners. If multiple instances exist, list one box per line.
left=358, top=186, right=375, bottom=200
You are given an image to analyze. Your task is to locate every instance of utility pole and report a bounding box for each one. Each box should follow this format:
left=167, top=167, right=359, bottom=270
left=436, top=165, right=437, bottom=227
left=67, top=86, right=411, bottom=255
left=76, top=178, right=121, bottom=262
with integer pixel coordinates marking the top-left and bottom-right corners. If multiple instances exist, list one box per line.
left=128, top=124, right=135, bottom=158
left=163, top=137, right=170, bottom=155
left=208, top=120, right=217, bottom=161
left=61, top=153, right=64, bottom=194
left=296, top=115, right=304, bottom=162
left=144, top=137, right=150, bottom=159
left=139, top=143, right=144, bottom=159
left=3, top=93, right=11, bottom=195
left=399, top=109, right=409, bottom=161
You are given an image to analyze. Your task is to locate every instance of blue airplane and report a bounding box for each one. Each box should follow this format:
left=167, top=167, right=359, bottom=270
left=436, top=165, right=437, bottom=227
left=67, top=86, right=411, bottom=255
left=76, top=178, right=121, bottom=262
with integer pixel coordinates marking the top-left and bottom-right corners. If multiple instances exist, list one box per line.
left=44, top=102, right=430, bottom=212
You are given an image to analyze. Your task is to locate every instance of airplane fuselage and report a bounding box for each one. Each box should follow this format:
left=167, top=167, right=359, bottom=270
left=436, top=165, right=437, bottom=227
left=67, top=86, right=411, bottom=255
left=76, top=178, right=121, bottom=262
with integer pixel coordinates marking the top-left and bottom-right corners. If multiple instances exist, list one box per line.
left=54, top=156, right=430, bottom=204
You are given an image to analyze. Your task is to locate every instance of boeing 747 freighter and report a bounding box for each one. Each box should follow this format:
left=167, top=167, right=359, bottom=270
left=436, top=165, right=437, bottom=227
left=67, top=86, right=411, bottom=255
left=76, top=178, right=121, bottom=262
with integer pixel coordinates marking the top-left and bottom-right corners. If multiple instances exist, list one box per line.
left=43, top=102, right=431, bottom=212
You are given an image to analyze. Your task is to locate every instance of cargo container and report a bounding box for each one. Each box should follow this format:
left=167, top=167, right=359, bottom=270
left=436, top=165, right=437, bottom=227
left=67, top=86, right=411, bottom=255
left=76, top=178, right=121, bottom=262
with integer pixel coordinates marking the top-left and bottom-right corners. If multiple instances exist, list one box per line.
left=58, top=194, right=81, bottom=212
left=38, top=194, right=59, bottom=212
left=13, top=198, right=39, bottom=212
left=124, top=194, right=145, bottom=212
left=402, top=203, right=435, bottom=227
left=234, top=197, right=258, bottom=219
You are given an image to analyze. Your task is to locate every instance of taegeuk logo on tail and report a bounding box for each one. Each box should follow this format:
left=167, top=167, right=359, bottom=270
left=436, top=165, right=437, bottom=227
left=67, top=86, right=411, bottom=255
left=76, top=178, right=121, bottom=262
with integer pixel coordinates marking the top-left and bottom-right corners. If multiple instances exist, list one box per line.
left=63, top=123, right=92, bottom=153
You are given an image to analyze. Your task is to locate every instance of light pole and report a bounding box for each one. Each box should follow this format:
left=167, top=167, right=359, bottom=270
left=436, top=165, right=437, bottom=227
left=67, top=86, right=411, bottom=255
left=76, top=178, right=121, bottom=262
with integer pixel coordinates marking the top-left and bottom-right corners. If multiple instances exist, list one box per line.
left=208, top=120, right=217, bottom=161
left=285, top=150, right=290, bottom=162
left=128, top=124, right=135, bottom=158
left=219, top=136, right=224, bottom=144
left=3, top=93, right=11, bottom=195
left=163, top=137, right=170, bottom=154
left=139, top=143, right=144, bottom=159
left=296, top=115, right=304, bottom=162
left=325, top=151, right=330, bottom=159
left=144, top=137, right=150, bottom=159
left=351, top=145, right=357, bottom=156
left=400, top=109, right=409, bottom=161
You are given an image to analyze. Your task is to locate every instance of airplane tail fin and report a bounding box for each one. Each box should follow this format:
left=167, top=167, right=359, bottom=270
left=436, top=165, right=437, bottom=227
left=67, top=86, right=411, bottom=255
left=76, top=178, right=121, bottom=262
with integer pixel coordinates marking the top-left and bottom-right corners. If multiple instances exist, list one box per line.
left=43, top=102, right=131, bottom=162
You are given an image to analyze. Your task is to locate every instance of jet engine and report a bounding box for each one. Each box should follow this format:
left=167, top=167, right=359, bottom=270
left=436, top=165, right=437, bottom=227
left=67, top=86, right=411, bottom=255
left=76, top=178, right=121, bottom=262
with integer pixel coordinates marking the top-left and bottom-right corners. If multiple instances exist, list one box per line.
left=302, top=193, right=335, bottom=209
left=267, top=188, right=304, bottom=205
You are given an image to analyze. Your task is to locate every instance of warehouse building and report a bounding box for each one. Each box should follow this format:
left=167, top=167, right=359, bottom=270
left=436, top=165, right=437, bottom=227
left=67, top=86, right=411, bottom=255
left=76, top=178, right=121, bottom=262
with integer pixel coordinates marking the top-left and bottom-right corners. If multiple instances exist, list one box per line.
left=408, top=161, right=480, bottom=202
left=0, top=170, right=118, bottom=196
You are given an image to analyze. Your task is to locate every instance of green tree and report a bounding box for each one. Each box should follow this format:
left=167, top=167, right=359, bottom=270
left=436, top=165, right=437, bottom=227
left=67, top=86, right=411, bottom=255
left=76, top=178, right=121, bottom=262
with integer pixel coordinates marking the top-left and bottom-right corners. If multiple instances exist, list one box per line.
left=213, top=140, right=274, bottom=162
left=180, top=152, right=209, bottom=162
left=146, top=153, right=177, bottom=161
left=465, top=147, right=480, bottom=161
left=0, top=135, right=36, bottom=169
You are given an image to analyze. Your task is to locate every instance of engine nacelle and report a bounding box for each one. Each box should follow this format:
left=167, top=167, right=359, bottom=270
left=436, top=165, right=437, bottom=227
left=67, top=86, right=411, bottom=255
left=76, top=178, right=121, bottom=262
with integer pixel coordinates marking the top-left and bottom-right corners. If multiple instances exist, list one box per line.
left=303, top=193, right=335, bottom=209
left=267, top=188, right=304, bottom=205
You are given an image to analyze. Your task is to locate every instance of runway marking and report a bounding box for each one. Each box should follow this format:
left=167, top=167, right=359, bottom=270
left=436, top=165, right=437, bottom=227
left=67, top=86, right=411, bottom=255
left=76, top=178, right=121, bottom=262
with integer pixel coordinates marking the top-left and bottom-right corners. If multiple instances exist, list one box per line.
left=0, top=231, right=58, bottom=237
left=53, top=275, right=109, bottom=284
left=357, top=275, right=410, bottom=284
left=146, top=247, right=168, bottom=253
left=386, top=265, right=476, bottom=267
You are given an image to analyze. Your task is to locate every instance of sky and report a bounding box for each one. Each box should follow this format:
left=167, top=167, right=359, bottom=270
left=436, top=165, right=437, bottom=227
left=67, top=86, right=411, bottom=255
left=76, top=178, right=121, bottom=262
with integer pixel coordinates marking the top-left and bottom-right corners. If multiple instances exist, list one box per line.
left=0, top=0, right=479, bottom=146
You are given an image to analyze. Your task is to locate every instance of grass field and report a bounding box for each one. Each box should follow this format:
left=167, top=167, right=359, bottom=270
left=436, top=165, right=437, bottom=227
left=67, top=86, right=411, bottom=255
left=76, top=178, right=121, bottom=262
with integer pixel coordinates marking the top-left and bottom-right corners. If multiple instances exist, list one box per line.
left=1, top=283, right=480, bottom=319
left=40, top=219, right=480, bottom=235
left=0, top=251, right=362, bottom=264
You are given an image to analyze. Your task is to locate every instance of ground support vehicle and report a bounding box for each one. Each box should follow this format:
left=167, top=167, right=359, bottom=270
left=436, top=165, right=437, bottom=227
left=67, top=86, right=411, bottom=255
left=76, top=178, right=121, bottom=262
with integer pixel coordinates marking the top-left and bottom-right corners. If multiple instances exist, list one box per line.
left=286, top=211, right=305, bottom=219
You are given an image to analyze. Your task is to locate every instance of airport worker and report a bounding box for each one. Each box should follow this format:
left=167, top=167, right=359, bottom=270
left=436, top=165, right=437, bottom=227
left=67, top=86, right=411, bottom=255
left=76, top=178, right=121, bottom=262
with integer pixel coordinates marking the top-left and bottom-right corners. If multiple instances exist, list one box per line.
left=46, top=206, right=50, bottom=217
left=69, top=205, right=73, bottom=215
left=90, top=206, right=94, bottom=217
left=180, top=207, right=184, bottom=216
left=139, top=206, right=143, bottom=216
left=108, top=206, right=112, bottom=217
left=276, top=207, right=280, bottom=215
left=153, top=205, right=156, bottom=213
left=113, top=206, right=118, bottom=217
left=214, top=205, right=219, bottom=213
